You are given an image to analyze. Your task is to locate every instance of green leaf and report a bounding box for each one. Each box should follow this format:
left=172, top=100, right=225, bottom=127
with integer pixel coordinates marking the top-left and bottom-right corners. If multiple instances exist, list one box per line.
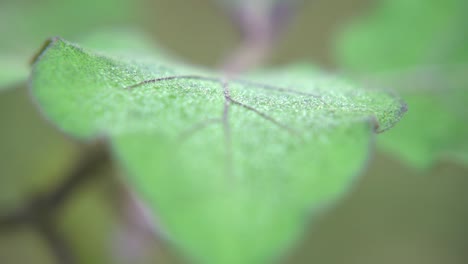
left=30, top=38, right=404, bottom=264
left=336, top=0, right=468, bottom=168
left=0, top=0, right=138, bottom=89
left=0, top=29, right=156, bottom=214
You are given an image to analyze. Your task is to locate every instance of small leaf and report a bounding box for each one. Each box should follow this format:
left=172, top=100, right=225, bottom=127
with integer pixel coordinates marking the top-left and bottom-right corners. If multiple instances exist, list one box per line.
left=30, top=37, right=404, bottom=263
left=336, top=0, right=468, bottom=168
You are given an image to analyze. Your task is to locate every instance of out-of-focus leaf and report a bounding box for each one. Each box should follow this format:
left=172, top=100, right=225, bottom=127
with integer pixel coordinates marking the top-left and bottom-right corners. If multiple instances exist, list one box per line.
left=30, top=37, right=404, bottom=264
left=0, top=56, right=28, bottom=89
left=0, top=0, right=138, bottom=89
left=336, top=0, right=468, bottom=168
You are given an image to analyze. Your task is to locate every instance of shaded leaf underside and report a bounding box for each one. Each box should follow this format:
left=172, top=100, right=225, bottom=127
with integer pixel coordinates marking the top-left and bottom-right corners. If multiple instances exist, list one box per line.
left=31, top=38, right=404, bottom=264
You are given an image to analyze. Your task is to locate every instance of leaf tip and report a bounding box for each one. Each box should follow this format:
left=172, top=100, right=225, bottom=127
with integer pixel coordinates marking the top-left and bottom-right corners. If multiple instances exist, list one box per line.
left=375, top=90, right=408, bottom=133
left=30, top=36, right=65, bottom=65
left=400, top=100, right=408, bottom=115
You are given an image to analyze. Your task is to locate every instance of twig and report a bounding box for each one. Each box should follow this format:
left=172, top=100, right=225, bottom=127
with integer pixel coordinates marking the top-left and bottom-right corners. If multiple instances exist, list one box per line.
left=0, top=140, right=110, bottom=264
left=35, top=217, right=75, bottom=264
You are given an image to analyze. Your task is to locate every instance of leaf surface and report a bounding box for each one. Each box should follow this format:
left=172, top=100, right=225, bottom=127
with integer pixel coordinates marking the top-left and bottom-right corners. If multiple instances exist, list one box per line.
left=337, top=0, right=468, bottom=168
left=30, top=38, right=404, bottom=264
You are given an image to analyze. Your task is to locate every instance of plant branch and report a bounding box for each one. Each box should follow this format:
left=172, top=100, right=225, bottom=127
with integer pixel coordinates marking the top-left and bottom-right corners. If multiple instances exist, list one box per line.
left=0, top=140, right=110, bottom=264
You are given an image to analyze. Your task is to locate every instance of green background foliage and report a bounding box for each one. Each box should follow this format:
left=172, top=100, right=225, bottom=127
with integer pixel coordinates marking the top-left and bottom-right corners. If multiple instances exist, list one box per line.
left=337, top=0, right=468, bottom=168
left=0, top=0, right=138, bottom=88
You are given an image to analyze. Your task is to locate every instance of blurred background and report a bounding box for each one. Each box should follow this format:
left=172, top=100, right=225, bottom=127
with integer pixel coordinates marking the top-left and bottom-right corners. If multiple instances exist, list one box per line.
left=0, top=0, right=467, bottom=263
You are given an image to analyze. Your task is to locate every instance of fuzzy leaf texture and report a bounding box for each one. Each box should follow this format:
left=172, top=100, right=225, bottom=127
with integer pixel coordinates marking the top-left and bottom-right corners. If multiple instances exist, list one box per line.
left=337, top=0, right=468, bottom=168
left=30, top=37, right=404, bottom=264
